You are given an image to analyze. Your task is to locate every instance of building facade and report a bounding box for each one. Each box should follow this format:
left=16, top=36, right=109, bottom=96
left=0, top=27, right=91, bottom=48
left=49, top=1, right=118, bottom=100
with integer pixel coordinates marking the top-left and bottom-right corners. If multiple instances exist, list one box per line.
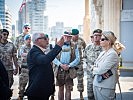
left=50, top=22, right=64, bottom=40
left=0, top=0, right=12, bottom=38
left=0, top=0, right=5, bottom=28
left=5, top=5, right=12, bottom=35
left=18, top=0, right=47, bottom=34
left=0, top=19, right=3, bottom=29
left=83, top=0, right=133, bottom=67
left=120, top=0, right=133, bottom=67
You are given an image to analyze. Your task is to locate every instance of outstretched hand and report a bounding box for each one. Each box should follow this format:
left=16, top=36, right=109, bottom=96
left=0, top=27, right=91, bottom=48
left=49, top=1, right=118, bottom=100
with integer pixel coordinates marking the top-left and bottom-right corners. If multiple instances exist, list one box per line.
left=56, top=36, right=64, bottom=47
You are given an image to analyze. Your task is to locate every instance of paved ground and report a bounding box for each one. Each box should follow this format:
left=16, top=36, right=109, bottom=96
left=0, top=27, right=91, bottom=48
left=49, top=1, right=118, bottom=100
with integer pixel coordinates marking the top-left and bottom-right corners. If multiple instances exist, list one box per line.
left=11, top=70, right=133, bottom=100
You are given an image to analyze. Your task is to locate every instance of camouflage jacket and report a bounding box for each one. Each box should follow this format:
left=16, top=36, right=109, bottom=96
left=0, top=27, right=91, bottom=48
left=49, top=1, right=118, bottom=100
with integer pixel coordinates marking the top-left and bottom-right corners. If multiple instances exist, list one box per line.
left=72, top=37, right=86, bottom=63
left=0, top=41, right=19, bottom=70
left=20, top=44, right=32, bottom=66
left=14, top=33, right=29, bottom=58
left=84, top=43, right=102, bottom=66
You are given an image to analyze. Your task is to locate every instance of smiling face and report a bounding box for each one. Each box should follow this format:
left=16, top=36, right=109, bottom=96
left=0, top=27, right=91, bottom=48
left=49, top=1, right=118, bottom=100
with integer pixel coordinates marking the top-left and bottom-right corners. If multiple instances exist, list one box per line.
left=1, top=32, right=9, bottom=41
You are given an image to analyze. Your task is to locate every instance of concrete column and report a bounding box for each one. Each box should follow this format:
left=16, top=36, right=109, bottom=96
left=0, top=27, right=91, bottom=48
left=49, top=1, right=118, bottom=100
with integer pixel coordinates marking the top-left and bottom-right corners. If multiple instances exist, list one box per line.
left=94, top=0, right=103, bottom=29
left=83, top=0, right=91, bottom=44
left=103, top=0, right=121, bottom=40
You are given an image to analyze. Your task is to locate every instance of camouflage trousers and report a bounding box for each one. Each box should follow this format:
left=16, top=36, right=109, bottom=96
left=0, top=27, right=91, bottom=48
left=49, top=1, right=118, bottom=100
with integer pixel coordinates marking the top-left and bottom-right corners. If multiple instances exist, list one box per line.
left=18, top=68, right=29, bottom=97
left=7, top=70, right=14, bottom=88
left=77, top=64, right=84, bottom=92
left=87, top=70, right=95, bottom=100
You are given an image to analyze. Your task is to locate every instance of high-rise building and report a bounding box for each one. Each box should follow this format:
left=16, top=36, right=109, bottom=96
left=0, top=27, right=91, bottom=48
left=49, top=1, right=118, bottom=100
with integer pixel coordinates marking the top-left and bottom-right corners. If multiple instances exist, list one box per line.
left=0, top=19, right=3, bottom=29
left=0, top=0, right=6, bottom=28
left=0, top=0, right=12, bottom=37
left=18, top=0, right=47, bottom=34
left=44, top=16, right=48, bottom=34
left=51, top=22, right=64, bottom=39
left=5, top=5, right=12, bottom=34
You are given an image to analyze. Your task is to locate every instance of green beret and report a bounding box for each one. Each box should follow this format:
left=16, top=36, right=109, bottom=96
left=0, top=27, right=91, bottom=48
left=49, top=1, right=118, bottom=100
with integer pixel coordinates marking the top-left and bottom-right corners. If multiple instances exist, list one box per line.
left=71, top=29, right=79, bottom=35
left=44, top=34, right=49, bottom=38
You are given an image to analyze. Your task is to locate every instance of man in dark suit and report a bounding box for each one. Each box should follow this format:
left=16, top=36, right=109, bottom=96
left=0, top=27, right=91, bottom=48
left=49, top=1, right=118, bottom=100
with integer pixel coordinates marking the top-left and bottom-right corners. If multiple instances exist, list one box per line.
left=25, top=33, right=64, bottom=100
left=0, top=60, right=12, bottom=100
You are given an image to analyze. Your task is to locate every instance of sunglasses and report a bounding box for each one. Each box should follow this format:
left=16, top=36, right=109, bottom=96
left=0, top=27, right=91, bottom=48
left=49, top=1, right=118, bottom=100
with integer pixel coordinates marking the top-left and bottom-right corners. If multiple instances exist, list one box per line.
left=37, top=37, right=47, bottom=40
left=101, top=37, right=108, bottom=41
left=25, top=27, right=30, bottom=29
left=2, top=33, right=9, bottom=36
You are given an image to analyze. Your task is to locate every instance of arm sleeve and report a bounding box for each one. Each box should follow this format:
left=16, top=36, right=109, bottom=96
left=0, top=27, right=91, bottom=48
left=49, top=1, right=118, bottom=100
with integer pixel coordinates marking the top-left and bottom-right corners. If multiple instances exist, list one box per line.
left=93, top=52, right=118, bottom=75
left=12, top=44, right=19, bottom=69
left=53, top=58, right=62, bottom=67
left=31, top=44, right=62, bottom=65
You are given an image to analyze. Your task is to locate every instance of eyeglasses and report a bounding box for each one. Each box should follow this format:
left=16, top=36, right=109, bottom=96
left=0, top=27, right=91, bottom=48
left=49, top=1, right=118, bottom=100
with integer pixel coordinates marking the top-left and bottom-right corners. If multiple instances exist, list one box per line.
left=24, top=27, right=30, bottom=29
left=100, top=38, right=108, bottom=41
left=37, top=37, right=47, bottom=40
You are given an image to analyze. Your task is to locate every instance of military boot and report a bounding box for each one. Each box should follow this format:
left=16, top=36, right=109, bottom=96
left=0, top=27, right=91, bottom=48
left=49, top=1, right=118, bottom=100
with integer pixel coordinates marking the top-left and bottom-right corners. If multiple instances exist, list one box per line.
left=80, top=92, right=84, bottom=100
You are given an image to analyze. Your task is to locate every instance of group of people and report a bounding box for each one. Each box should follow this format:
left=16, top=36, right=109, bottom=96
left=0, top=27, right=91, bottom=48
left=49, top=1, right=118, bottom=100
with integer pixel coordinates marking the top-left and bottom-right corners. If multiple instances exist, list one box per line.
left=0, top=24, right=123, bottom=100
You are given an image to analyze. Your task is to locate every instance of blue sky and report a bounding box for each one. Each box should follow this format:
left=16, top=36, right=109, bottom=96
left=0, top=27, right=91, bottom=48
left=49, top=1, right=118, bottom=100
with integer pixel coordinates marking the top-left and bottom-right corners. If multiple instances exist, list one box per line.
left=6, top=0, right=84, bottom=27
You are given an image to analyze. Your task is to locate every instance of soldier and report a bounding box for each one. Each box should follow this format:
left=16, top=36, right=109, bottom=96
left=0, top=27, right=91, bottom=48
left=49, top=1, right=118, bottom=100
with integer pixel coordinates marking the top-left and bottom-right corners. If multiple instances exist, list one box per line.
left=14, top=23, right=31, bottom=67
left=84, top=29, right=102, bottom=100
left=18, top=34, right=32, bottom=100
left=0, top=29, right=19, bottom=88
left=71, top=29, right=86, bottom=100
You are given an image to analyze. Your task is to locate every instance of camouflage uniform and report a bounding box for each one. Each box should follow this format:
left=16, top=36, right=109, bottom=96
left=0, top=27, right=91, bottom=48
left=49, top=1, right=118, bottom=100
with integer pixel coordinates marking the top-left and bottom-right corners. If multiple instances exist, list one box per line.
left=84, top=43, right=102, bottom=100
left=73, top=37, right=86, bottom=93
left=18, top=44, right=31, bottom=98
left=0, top=41, right=18, bottom=87
left=14, top=33, right=28, bottom=63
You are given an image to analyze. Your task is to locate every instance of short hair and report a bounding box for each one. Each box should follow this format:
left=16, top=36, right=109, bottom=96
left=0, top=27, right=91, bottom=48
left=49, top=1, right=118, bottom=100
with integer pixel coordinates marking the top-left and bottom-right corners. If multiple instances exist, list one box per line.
left=0, top=29, right=9, bottom=35
left=32, top=33, right=44, bottom=43
left=102, top=31, right=117, bottom=45
left=93, top=29, right=102, bottom=34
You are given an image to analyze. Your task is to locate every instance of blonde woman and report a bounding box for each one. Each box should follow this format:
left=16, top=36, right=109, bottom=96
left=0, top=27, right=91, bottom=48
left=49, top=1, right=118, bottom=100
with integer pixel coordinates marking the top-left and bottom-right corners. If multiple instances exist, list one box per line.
left=93, top=31, right=119, bottom=100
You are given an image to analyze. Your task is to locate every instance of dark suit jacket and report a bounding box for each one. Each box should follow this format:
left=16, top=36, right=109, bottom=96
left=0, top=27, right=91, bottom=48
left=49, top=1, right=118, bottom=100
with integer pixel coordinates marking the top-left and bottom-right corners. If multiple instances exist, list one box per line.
left=0, top=60, right=12, bottom=100
left=25, top=44, right=62, bottom=97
